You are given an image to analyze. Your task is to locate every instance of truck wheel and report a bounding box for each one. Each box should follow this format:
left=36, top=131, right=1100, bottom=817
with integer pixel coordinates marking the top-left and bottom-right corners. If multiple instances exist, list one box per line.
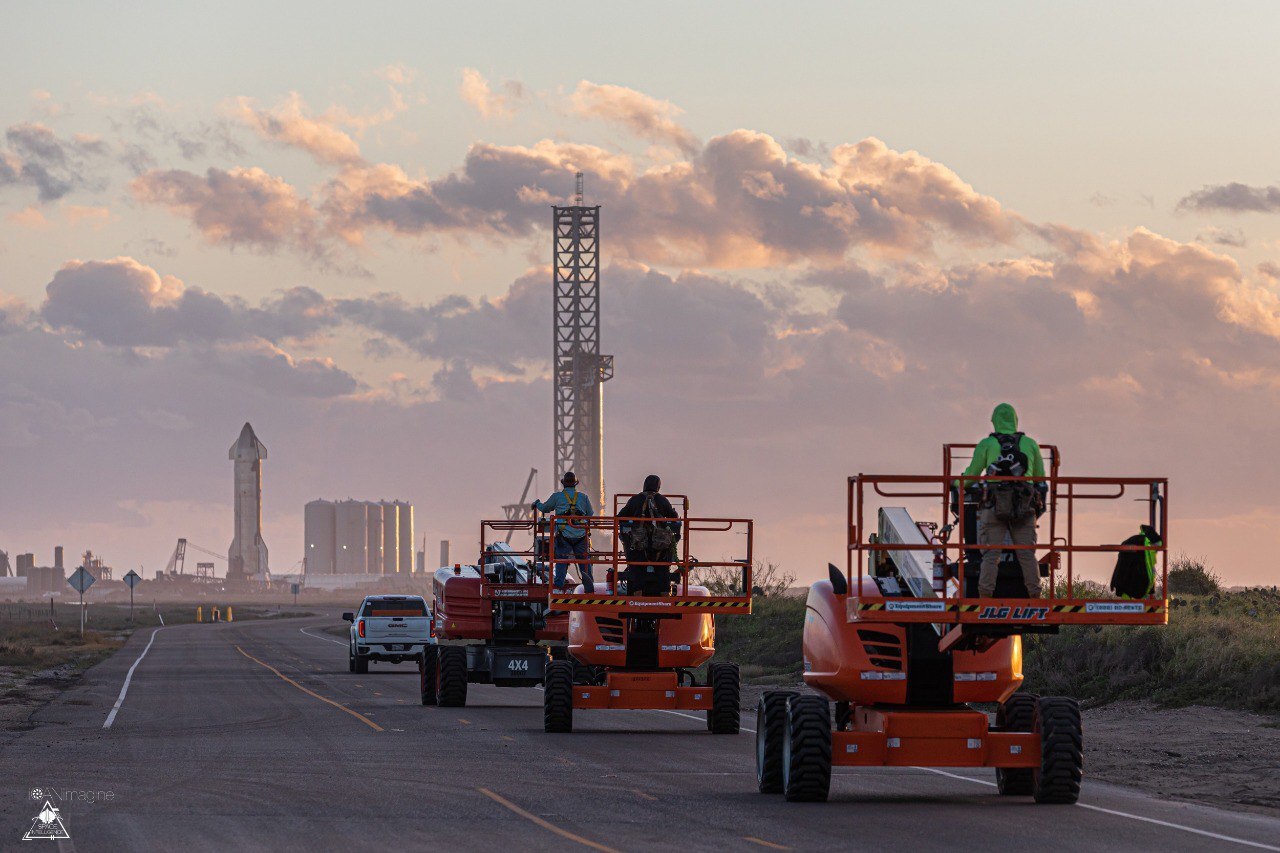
left=756, top=690, right=799, bottom=793
left=708, top=663, right=740, bottom=734
left=354, top=652, right=368, bottom=674
left=419, top=647, right=438, bottom=706
left=437, top=647, right=468, bottom=707
left=996, top=692, right=1037, bottom=795
left=782, top=695, right=832, bottom=802
left=544, top=660, right=574, bottom=733
left=1032, top=697, right=1083, bottom=804
left=348, top=649, right=355, bottom=673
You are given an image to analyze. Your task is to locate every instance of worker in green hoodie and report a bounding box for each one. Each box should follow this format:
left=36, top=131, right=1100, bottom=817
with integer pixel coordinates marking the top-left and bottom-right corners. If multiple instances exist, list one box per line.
left=961, top=403, right=1047, bottom=598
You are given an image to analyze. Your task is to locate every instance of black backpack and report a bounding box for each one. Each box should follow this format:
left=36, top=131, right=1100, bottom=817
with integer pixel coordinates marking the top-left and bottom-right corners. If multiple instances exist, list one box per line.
left=987, top=433, right=1035, bottom=522
left=987, top=432, right=1029, bottom=477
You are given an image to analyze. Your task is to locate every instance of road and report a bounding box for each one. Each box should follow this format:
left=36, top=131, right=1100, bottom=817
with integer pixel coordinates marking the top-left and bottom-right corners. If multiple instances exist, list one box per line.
left=2, top=612, right=1277, bottom=852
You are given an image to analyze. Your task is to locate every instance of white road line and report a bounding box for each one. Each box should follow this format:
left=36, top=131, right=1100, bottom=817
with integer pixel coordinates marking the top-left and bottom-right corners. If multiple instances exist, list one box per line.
left=916, top=767, right=1280, bottom=851
left=158, top=613, right=164, bottom=626
left=652, top=708, right=757, bottom=733
left=103, top=627, right=163, bottom=729
left=299, top=627, right=348, bottom=647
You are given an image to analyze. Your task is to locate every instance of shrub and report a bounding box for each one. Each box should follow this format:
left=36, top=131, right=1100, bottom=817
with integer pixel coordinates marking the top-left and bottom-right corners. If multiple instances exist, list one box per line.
left=700, top=560, right=796, bottom=598
left=1167, top=555, right=1221, bottom=596
left=710, top=596, right=805, bottom=680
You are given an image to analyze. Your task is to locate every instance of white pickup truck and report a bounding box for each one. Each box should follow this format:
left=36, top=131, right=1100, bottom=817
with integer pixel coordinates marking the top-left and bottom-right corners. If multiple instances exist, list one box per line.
left=343, top=595, right=434, bottom=673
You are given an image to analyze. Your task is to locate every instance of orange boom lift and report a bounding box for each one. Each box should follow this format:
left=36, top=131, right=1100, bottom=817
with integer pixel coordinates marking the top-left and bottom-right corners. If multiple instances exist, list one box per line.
left=758, top=444, right=1168, bottom=804
left=541, top=496, right=754, bottom=733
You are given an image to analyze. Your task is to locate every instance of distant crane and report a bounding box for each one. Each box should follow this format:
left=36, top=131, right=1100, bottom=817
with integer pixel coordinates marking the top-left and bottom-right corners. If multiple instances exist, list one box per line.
left=165, top=539, right=188, bottom=574
left=163, top=538, right=226, bottom=577
left=501, top=468, right=539, bottom=543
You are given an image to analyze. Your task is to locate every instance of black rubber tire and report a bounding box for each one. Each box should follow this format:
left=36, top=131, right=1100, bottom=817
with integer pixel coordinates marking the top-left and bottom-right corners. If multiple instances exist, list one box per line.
left=353, top=653, right=368, bottom=674
left=835, top=701, right=852, bottom=732
left=996, top=692, right=1037, bottom=795
left=436, top=647, right=468, bottom=707
left=543, top=660, right=574, bottom=733
left=348, top=649, right=355, bottom=673
left=756, top=690, right=799, bottom=793
left=419, top=647, right=438, bottom=706
left=708, top=663, right=741, bottom=734
left=1032, top=696, right=1083, bottom=804
left=782, top=695, right=832, bottom=802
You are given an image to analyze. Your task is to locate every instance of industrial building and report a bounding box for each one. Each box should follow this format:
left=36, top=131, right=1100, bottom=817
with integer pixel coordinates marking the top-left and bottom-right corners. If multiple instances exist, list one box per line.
left=304, top=499, right=414, bottom=576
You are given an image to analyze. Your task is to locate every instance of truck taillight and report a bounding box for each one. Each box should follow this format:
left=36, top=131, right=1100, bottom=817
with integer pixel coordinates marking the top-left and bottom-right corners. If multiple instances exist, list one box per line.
left=357, top=619, right=365, bottom=638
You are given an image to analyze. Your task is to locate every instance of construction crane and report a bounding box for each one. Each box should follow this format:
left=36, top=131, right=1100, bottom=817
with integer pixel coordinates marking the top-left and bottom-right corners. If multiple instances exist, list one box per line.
left=164, top=539, right=188, bottom=574
left=501, top=468, right=539, bottom=543
left=553, top=174, right=613, bottom=516
left=163, top=538, right=226, bottom=577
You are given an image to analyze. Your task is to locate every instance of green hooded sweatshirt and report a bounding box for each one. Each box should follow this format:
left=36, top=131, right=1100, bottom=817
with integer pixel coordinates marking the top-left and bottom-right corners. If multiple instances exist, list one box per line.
left=960, top=403, right=1046, bottom=485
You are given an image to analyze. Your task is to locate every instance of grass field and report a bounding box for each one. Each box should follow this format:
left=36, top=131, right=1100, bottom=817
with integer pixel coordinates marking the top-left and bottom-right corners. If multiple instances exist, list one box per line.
left=710, top=588, right=1280, bottom=713
left=1023, top=587, right=1280, bottom=713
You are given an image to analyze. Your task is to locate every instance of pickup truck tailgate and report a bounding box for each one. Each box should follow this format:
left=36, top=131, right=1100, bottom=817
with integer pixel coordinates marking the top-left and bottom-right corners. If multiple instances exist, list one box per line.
left=364, top=616, right=431, bottom=642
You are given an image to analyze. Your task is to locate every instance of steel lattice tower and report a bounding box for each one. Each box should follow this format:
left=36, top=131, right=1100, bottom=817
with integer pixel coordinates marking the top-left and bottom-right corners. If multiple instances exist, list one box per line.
left=553, top=196, right=613, bottom=515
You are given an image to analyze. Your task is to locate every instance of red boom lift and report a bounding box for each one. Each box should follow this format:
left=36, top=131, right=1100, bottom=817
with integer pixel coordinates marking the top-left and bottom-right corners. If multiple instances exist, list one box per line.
left=423, top=518, right=568, bottom=707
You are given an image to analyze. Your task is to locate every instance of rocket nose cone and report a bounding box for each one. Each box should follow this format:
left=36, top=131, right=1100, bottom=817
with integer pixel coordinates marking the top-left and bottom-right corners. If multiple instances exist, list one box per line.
left=229, top=422, right=268, bottom=460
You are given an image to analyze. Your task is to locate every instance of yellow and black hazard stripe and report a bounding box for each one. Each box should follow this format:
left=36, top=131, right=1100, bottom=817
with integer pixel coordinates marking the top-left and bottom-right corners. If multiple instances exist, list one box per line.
left=549, top=597, right=629, bottom=605
left=548, top=597, right=749, bottom=609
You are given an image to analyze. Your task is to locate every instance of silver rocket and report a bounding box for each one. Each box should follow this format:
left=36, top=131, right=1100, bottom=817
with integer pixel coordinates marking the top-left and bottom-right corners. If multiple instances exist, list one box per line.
left=228, top=422, right=269, bottom=582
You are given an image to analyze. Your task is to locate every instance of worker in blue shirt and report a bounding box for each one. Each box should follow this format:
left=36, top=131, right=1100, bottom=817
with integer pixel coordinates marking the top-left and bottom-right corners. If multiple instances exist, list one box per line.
left=533, top=471, right=595, bottom=592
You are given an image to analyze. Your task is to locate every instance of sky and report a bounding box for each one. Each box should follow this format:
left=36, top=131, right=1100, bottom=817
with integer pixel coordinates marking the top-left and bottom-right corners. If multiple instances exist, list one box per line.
left=2, top=2, right=1279, bottom=586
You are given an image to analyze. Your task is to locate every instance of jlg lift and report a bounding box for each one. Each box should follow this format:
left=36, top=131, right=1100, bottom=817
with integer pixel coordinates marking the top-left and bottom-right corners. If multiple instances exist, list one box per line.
left=541, top=496, right=753, bottom=733
left=422, top=518, right=568, bottom=707
left=758, top=444, right=1168, bottom=804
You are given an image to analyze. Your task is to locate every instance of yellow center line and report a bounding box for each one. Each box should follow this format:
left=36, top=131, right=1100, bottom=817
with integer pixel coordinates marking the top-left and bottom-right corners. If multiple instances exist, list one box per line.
left=235, top=646, right=383, bottom=732
left=477, top=788, right=619, bottom=853
left=743, top=838, right=790, bottom=850
left=632, top=788, right=657, bottom=802
left=459, top=718, right=471, bottom=725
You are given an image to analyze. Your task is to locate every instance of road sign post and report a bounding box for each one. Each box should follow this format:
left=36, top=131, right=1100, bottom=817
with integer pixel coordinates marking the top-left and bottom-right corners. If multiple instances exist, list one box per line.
left=123, top=570, right=141, bottom=622
left=291, top=583, right=299, bottom=606
left=67, top=567, right=96, bottom=636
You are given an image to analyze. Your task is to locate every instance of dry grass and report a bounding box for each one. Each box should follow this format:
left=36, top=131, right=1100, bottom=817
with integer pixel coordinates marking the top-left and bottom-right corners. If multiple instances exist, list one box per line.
left=1024, top=587, right=1280, bottom=713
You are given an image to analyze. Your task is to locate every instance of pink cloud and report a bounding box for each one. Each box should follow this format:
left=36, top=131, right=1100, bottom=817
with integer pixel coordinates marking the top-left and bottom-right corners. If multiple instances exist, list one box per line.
left=130, top=166, right=324, bottom=256
left=458, top=68, right=526, bottom=121
left=569, top=81, right=699, bottom=154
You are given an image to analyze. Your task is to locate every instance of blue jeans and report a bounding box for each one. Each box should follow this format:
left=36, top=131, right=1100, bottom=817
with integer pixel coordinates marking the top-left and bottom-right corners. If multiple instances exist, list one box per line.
left=554, top=536, right=593, bottom=592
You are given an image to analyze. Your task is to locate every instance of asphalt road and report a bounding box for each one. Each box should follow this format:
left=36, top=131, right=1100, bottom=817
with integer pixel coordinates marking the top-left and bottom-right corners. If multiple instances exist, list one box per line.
left=2, top=612, right=1277, bottom=852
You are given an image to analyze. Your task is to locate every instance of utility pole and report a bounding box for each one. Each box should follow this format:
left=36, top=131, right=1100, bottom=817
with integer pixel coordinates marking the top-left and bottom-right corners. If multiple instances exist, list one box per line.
left=553, top=173, right=613, bottom=515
